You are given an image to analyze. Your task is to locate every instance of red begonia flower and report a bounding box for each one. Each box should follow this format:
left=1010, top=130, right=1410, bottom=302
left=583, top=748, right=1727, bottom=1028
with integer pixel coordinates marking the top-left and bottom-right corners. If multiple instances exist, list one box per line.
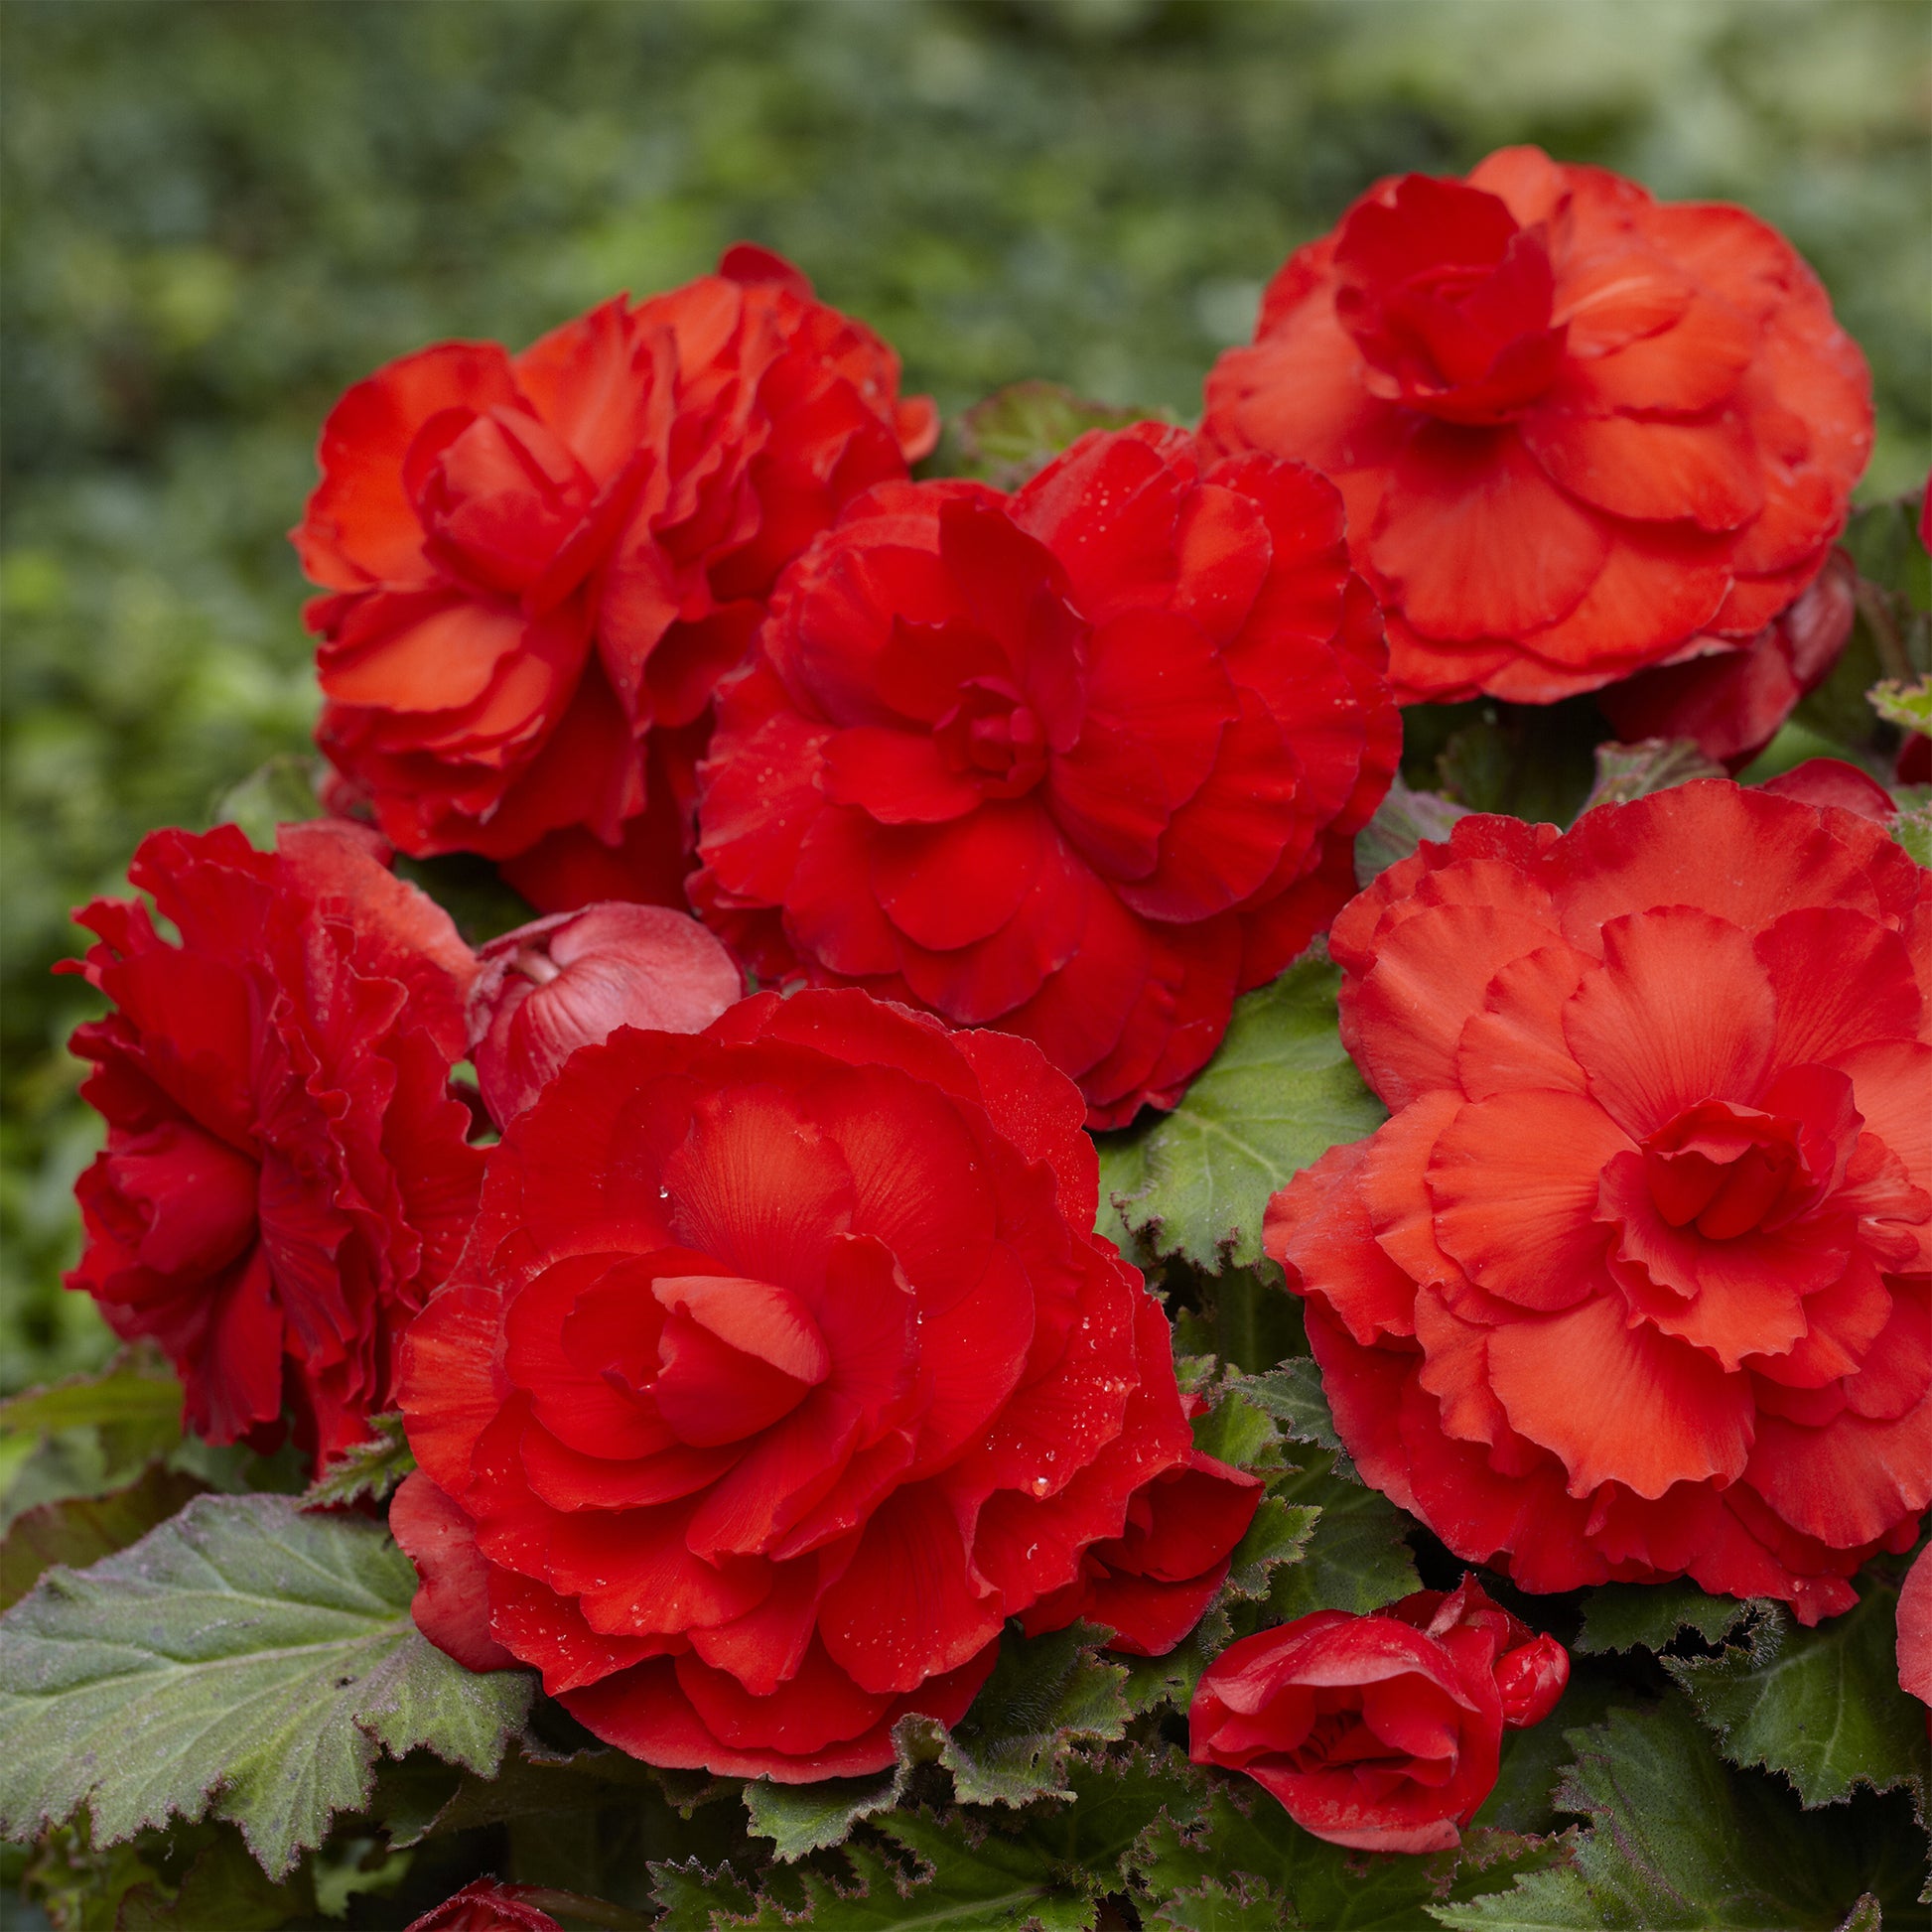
left=690, top=423, right=1399, bottom=1127
left=1898, top=1542, right=1932, bottom=1730
left=394, top=988, right=1232, bottom=1780
left=1203, top=148, right=1871, bottom=707
left=404, top=1879, right=561, bottom=1932
left=1265, top=778, right=1931, bottom=1622
left=468, top=901, right=743, bottom=1125
left=295, top=246, right=934, bottom=895
left=1188, top=1575, right=1568, bottom=1854
left=63, top=822, right=483, bottom=1468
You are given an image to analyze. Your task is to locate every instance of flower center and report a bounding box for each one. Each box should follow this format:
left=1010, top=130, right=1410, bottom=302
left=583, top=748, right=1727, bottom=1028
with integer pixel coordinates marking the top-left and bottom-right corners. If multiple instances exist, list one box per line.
left=934, top=676, right=1049, bottom=798
left=647, top=1272, right=831, bottom=1448
left=1333, top=174, right=1566, bottom=425
left=1641, top=1100, right=1817, bottom=1241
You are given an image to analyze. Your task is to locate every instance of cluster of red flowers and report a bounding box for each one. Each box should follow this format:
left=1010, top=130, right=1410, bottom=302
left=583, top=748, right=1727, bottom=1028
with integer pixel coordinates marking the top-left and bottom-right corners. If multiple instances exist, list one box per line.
left=61, top=149, right=1928, bottom=1850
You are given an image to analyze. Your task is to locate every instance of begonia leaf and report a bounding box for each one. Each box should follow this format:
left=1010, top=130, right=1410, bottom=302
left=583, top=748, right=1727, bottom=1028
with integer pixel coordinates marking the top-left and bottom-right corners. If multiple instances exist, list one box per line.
left=923, top=1621, right=1130, bottom=1809
left=1097, top=957, right=1385, bottom=1271
left=1353, top=775, right=1472, bottom=887
left=1473, top=1662, right=1623, bottom=1836
left=302, top=1413, right=415, bottom=1509
left=1433, top=698, right=1602, bottom=826
left=654, top=1811, right=1094, bottom=1931
left=1576, top=1581, right=1762, bottom=1657
left=1266, top=1450, right=1418, bottom=1621
left=1663, top=1558, right=1928, bottom=1811
left=115, top=1826, right=317, bottom=1931
left=744, top=1767, right=903, bottom=1863
left=1579, top=738, right=1725, bottom=811
left=1137, top=1776, right=1558, bottom=1930
left=0, top=1493, right=532, bottom=1876
left=1430, top=1696, right=1928, bottom=1928
left=0, top=1461, right=207, bottom=1609
left=1235, top=1359, right=1342, bottom=1453
left=951, top=380, right=1153, bottom=489
left=1171, top=1265, right=1309, bottom=1378
left=0, top=1348, right=184, bottom=1479
left=373, top=1742, right=670, bottom=1848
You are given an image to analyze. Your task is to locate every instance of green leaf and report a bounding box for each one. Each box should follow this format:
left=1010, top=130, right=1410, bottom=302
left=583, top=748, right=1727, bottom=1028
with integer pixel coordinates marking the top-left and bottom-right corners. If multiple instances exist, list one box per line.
left=1353, top=776, right=1471, bottom=888
left=1138, top=1777, right=1556, bottom=1930
left=1431, top=1695, right=1928, bottom=1929
left=302, top=1413, right=415, bottom=1509
left=1578, top=738, right=1725, bottom=811
left=210, top=754, right=328, bottom=849
left=1435, top=698, right=1602, bottom=827
left=1173, top=1265, right=1308, bottom=1378
left=1664, top=1567, right=1928, bottom=1810
left=0, top=1349, right=184, bottom=1477
left=649, top=1859, right=759, bottom=1931
left=0, top=1493, right=533, bottom=1875
left=1472, top=1662, right=1624, bottom=1836
left=1101, top=956, right=1386, bottom=1271
left=927, top=1620, right=1130, bottom=1809
left=655, top=1811, right=1096, bottom=1931
left=0, top=1462, right=207, bottom=1609
left=1235, top=1358, right=1341, bottom=1453
left=115, top=1828, right=316, bottom=1931
left=744, top=1766, right=902, bottom=1864
left=949, top=380, right=1152, bottom=489
left=371, top=1742, right=670, bottom=1848
left=1266, top=1450, right=1418, bottom=1621
left=1576, top=1581, right=1762, bottom=1657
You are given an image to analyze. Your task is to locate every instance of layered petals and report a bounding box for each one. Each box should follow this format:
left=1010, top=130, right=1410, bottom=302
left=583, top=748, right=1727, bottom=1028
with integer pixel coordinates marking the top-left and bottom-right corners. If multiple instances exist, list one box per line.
left=1267, top=781, right=1932, bottom=1620
left=1204, top=146, right=1872, bottom=705
left=694, top=425, right=1398, bottom=1124
left=295, top=252, right=932, bottom=893
left=64, top=823, right=483, bottom=1469
left=396, top=988, right=1222, bottom=1778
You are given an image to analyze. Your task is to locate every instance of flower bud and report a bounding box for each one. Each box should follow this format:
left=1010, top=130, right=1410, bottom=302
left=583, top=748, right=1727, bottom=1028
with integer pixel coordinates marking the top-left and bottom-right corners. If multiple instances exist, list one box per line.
left=468, top=902, right=742, bottom=1124
left=1494, top=1633, right=1571, bottom=1729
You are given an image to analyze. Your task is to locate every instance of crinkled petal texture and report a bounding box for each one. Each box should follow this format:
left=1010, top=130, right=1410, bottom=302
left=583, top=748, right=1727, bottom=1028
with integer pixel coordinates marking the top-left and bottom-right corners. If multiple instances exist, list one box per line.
left=1203, top=146, right=1871, bottom=706
left=1266, top=780, right=1932, bottom=1623
left=690, top=424, right=1399, bottom=1127
left=395, top=988, right=1230, bottom=1780
left=295, top=248, right=932, bottom=895
left=63, top=821, right=483, bottom=1469
left=1187, top=1575, right=1567, bottom=1854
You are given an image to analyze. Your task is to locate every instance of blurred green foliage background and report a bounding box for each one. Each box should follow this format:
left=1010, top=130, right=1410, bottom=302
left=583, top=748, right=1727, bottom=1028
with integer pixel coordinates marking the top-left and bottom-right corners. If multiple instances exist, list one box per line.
left=4, top=0, right=1928, bottom=1391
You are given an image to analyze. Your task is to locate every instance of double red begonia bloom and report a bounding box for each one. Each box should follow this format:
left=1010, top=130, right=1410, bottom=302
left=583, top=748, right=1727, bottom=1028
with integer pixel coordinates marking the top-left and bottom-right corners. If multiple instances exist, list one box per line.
left=1188, top=1576, right=1568, bottom=1854
left=404, top=1880, right=561, bottom=1932
left=393, top=988, right=1244, bottom=1779
left=691, top=424, right=1399, bottom=1127
left=64, top=822, right=483, bottom=1466
left=1203, top=147, right=1872, bottom=707
left=294, top=247, right=936, bottom=908
left=1266, top=778, right=1932, bottom=1622
left=467, top=901, right=743, bottom=1126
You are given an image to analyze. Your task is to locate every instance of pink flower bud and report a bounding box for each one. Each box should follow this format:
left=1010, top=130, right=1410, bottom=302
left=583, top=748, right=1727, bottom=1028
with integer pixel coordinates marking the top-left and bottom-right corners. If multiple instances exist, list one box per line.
left=469, top=902, right=742, bottom=1124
